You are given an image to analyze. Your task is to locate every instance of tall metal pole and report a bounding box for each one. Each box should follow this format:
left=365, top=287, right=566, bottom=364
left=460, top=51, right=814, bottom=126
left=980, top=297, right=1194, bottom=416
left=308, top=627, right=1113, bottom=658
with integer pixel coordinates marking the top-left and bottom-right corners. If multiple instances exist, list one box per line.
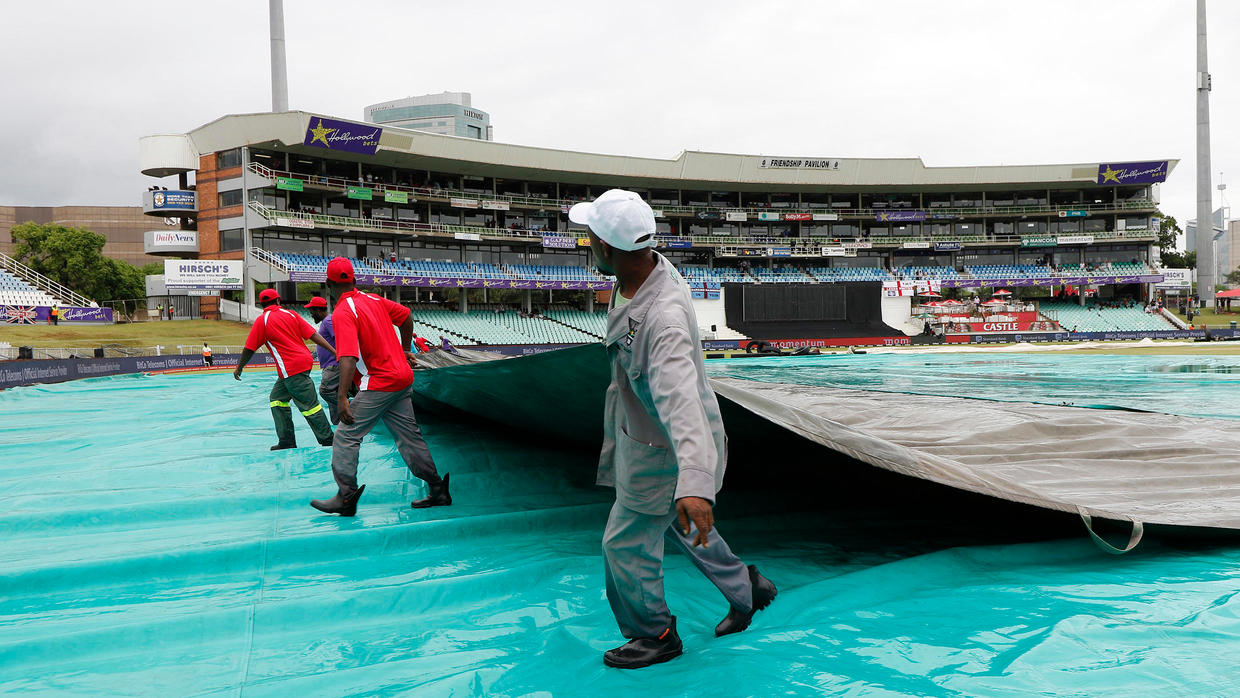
left=1196, top=0, right=1215, bottom=304
left=242, top=146, right=254, bottom=316
left=270, top=0, right=289, bottom=112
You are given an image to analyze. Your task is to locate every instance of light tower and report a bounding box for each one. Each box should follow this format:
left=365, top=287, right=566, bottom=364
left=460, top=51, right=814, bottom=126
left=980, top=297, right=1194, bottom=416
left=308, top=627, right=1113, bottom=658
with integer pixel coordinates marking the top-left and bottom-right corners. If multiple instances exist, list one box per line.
left=270, top=0, right=289, bottom=112
left=1195, top=0, right=1215, bottom=304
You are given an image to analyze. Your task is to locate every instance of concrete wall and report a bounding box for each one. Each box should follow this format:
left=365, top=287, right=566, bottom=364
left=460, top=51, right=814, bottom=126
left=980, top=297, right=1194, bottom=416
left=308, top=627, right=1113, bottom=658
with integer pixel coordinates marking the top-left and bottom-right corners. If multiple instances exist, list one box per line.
left=0, top=205, right=166, bottom=266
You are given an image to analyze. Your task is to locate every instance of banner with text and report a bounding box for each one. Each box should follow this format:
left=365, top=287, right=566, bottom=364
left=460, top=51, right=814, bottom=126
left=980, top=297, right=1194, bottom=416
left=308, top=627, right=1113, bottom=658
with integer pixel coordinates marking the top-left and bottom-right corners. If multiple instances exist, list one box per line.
left=304, top=116, right=382, bottom=155
left=164, top=260, right=243, bottom=290
left=2, top=305, right=114, bottom=324
left=876, top=210, right=927, bottom=222
left=1096, top=160, right=1169, bottom=185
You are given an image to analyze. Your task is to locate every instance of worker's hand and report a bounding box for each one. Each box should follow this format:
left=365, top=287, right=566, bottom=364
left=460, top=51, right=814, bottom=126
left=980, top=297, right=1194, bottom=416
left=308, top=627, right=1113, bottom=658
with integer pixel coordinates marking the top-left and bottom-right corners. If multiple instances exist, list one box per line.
left=405, top=351, right=419, bottom=368
left=338, top=398, right=355, bottom=425
left=676, top=497, right=714, bottom=548
left=232, top=366, right=242, bottom=381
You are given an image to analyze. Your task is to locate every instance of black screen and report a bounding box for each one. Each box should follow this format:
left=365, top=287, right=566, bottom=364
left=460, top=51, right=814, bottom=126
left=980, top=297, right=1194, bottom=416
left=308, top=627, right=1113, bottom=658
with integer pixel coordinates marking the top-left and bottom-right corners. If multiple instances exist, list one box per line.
left=741, top=285, right=847, bottom=322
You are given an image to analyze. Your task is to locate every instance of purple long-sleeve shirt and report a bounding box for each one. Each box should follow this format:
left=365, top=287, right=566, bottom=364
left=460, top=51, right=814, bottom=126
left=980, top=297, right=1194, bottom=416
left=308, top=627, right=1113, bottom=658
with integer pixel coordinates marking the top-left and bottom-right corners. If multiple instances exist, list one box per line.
left=316, top=315, right=338, bottom=369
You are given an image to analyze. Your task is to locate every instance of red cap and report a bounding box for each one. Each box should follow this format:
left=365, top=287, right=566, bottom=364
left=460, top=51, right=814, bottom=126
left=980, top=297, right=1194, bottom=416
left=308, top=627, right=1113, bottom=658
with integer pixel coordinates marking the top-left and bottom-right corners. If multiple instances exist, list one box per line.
left=326, top=257, right=355, bottom=283
left=304, top=296, right=328, bottom=309
left=258, top=289, right=280, bottom=303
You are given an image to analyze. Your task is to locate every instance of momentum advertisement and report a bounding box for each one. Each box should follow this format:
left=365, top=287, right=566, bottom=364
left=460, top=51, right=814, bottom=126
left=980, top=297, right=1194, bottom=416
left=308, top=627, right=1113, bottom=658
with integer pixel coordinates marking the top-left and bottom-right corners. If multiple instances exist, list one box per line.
left=163, top=260, right=244, bottom=290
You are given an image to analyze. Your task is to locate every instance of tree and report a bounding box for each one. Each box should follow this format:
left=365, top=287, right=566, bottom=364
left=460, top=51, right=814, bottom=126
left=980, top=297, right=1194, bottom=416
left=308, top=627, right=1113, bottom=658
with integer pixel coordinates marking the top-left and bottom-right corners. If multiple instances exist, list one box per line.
left=1160, top=250, right=1196, bottom=270
left=1157, top=215, right=1190, bottom=268
left=10, top=222, right=148, bottom=301
left=1157, top=215, right=1182, bottom=252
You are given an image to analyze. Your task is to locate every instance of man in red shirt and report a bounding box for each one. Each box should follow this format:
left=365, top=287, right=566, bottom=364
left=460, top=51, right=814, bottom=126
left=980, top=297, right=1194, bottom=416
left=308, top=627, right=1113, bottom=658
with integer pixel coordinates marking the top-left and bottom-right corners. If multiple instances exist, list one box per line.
left=310, top=257, right=450, bottom=516
left=234, top=288, right=337, bottom=450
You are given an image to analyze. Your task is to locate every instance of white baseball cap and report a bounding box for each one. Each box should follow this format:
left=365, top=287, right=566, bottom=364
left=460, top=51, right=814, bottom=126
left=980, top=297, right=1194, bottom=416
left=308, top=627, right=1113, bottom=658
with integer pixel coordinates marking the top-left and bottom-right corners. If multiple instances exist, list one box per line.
left=568, top=189, right=656, bottom=251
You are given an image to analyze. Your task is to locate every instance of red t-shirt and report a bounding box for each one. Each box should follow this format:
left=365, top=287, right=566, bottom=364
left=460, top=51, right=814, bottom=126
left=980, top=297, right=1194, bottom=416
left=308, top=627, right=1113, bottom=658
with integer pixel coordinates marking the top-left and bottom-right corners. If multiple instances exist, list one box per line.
left=332, top=290, right=412, bottom=392
left=244, top=305, right=317, bottom=379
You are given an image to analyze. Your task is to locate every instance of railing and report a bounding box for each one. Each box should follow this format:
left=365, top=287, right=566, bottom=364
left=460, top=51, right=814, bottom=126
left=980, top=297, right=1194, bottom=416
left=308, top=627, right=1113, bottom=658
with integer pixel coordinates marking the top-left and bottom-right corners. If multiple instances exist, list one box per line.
left=249, top=246, right=289, bottom=272
left=246, top=162, right=1159, bottom=220
left=0, top=252, right=94, bottom=307
left=248, top=201, right=1156, bottom=252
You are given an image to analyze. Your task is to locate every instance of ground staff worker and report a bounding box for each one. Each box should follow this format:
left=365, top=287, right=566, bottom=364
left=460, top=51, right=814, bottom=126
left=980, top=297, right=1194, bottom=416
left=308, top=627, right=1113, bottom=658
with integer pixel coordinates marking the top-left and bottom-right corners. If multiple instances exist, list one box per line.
left=234, top=288, right=337, bottom=450
left=309, top=257, right=450, bottom=516
left=305, top=296, right=357, bottom=424
left=572, top=190, right=777, bottom=670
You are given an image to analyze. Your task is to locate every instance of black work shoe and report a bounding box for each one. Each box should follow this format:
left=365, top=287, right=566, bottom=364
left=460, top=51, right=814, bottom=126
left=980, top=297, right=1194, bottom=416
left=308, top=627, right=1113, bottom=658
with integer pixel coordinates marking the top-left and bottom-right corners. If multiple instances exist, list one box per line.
left=410, top=473, right=451, bottom=509
left=310, top=484, right=365, bottom=517
left=270, top=442, right=297, bottom=451
left=603, top=618, right=683, bottom=669
left=715, top=565, right=777, bottom=637
left=318, top=434, right=334, bottom=447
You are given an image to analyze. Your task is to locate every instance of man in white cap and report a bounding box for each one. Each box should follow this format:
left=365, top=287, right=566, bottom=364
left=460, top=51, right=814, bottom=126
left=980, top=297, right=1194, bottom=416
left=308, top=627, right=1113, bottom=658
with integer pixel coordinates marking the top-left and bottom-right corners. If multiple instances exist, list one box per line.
left=570, top=189, right=777, bottom=669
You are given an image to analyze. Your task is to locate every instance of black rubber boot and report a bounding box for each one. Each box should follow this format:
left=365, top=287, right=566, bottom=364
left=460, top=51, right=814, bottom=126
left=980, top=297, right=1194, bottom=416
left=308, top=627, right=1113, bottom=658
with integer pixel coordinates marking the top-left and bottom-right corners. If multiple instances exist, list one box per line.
left=410, top=473, right=451, bottom=509
left=270, top=441, right=297, bottom=451
left=714, top=565, right=777, bottom=637
left=603, top=617, right=683, bottom=669
left=310, top=484, right=365, bottom=517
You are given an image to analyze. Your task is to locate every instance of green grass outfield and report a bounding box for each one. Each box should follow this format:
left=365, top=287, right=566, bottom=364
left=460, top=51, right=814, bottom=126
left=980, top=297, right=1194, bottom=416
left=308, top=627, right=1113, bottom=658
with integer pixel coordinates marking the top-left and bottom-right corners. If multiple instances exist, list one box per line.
left=1166, top=306, right=1240, bottom=329
left=2, top=319, right=252, bottom=350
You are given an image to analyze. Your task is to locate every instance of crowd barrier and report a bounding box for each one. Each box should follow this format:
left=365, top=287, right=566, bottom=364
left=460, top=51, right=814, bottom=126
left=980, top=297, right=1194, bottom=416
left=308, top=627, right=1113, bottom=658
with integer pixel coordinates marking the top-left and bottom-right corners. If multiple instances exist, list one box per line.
left=2, top=328, right=1223, bottom=390
left=1, top=305, right=114, bottom=324
left=0, top=353, right=272, bottom=390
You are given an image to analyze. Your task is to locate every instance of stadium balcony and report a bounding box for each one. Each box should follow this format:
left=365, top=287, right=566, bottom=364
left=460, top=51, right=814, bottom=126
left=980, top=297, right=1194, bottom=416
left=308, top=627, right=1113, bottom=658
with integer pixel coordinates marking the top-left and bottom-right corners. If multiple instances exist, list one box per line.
left=892, top=266, right=967, bottom=281
left=1057, top=262, right=1153, bottom=277
left=504, top=264, right=603, bottom=282
left=751, top=267, right=818, bottom=284
left=964, top=265, right=1057, bottom=280
left=248, top=199, right=1158, bottom=252
left=806, top=267, right=892, bottom=282
left=246, top=161, right=1160, bottom=222
left=1040, top=302, right=1177, bottom=333
left=678, top=265, right=753, bottom=284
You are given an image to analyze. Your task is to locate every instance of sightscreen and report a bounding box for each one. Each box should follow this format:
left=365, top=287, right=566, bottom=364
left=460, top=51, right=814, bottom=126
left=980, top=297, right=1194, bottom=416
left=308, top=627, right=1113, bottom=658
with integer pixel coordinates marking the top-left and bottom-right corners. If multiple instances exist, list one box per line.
left=741, top=285, right=847, bottom=322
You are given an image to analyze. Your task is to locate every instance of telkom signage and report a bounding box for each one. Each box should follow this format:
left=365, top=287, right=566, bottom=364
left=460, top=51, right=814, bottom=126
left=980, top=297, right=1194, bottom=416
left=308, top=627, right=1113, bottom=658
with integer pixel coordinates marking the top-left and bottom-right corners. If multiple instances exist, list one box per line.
left=164, top=260, right=243, bottom=290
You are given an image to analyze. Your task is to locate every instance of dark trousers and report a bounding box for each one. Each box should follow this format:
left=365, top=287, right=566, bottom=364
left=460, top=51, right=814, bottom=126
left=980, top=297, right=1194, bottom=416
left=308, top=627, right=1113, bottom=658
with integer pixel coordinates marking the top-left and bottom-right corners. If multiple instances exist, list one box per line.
left=269, top=371, right=333, bottom=446
left=318, top=366, right=357, bottom=425
left=329, top=385, right=441, bottom=496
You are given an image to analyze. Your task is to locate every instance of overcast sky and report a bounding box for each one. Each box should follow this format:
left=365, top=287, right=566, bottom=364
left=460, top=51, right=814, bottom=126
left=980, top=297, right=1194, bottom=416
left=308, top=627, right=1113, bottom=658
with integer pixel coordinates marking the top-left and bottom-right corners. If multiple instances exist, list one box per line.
left=1, top=0, right=1236, bottom=243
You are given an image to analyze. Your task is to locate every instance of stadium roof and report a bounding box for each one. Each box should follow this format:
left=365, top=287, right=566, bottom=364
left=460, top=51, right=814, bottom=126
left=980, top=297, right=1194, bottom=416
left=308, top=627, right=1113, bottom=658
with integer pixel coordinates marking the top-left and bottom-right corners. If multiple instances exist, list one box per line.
left=141, top=111, right=1177, bottom=191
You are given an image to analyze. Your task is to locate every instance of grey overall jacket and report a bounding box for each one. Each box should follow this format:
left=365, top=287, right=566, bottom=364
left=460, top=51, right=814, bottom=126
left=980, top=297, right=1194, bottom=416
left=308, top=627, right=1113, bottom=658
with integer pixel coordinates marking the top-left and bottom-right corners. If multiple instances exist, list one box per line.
left=597, top=253, right=728, bottom=515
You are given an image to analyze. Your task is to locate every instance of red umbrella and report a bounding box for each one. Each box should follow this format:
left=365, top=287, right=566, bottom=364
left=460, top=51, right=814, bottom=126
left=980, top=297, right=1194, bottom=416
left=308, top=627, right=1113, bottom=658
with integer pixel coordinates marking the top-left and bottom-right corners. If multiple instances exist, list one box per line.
left=941, top=299, right=965, bottom=305
left=918, top=290, right=942, bottom=298
left=921, top=300, right=943, bottom=307
left=982, top=299, right=1006, bottom=306
left=993, top=289, right=1013, bottom=296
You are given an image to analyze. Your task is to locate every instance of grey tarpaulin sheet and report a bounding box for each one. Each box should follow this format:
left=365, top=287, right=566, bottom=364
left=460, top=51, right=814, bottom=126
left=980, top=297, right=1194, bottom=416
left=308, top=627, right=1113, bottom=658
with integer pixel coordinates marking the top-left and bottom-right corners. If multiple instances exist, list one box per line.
left=411, top=344, right=1240, bottom=531
left=413, top=347, right=506, bottom=370
left=710, top=378, right=1240, bottom=530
